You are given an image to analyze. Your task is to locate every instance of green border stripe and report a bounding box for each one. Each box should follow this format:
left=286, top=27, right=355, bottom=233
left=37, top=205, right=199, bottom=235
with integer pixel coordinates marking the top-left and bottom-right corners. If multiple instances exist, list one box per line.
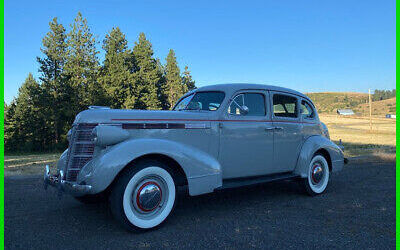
left=396, top=0, right=399, bottom=248
left=1, top=0, right=4, bottom=248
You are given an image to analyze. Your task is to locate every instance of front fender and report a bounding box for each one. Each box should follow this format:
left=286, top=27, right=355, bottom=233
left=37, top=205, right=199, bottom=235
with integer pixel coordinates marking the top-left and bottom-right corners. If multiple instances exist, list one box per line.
left=294, top=135, right=344, bottom=178
left=78, top=138, right=222, bottom=196
left=57, top=149, right=69, bottom=173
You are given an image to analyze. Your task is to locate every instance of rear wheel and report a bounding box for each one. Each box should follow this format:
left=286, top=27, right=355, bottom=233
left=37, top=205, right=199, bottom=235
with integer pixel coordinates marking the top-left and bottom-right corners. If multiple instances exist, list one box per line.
left=303, top=154, right=330, bottom=196
left=109, top=160, right=177, bottom=231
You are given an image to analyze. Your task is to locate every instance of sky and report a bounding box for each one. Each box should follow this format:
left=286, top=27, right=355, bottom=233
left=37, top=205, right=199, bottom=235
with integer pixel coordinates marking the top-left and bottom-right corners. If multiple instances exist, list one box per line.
left=4, top=0, right=396, bottom=104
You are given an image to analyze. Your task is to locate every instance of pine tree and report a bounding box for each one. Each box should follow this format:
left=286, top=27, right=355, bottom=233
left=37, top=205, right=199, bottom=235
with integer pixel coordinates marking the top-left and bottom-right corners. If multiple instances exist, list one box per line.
left=6, top=14, right=200, bottom=152
left=156, top=59, right=167, bottom=109
left=129, top=33, right=162, bottom=109
left=182, top=65, right=196, bottom=91
left=37, top=17, right=72, bottom=144
left=163, top=49, right=187, bottom=109
left=4, top=100, right=18, bottom=152
left=100, top=27, right=134, bottom=108
left=12, top=74, right=50, bottom=151
left=64, top=12, right=106, bottom=110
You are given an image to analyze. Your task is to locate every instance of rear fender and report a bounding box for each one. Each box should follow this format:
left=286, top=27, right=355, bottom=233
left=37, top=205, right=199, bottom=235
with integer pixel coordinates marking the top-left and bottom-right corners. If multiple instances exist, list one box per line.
left=294, top=135, right=344, bottom=178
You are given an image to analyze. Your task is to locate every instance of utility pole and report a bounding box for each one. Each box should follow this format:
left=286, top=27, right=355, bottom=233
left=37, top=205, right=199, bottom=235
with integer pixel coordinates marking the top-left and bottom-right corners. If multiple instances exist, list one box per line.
left=369, top=89, right=372, bottom=131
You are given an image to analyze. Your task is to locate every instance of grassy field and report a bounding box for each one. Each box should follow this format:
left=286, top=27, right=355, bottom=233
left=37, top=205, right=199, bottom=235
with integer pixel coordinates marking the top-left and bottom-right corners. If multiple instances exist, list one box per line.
left=5, top=153, right=60, bottom=176
left=4, top=114, right=396, bottom=176
left=319, top=114, right=396, bottom=161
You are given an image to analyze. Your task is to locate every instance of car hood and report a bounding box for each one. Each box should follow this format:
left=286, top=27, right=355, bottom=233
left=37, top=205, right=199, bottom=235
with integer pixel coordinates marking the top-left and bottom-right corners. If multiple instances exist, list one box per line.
left=74, top=108, right=214, bottom=124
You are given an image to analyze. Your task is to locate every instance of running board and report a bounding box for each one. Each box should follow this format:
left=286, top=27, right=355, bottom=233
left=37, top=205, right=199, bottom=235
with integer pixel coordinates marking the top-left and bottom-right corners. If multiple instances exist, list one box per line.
left=217, top=172, right=299, bottom=190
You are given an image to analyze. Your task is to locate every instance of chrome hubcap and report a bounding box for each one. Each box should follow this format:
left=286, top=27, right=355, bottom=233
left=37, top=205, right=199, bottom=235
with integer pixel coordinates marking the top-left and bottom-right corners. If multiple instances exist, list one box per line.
left=311, top=164, right=323, bottom=184
left=135, top=182, right=162, bottom=212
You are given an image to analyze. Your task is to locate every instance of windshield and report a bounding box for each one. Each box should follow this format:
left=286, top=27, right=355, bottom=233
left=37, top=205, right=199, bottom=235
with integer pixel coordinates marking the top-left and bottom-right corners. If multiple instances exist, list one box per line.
left=173, top=91, right=225, bottom=111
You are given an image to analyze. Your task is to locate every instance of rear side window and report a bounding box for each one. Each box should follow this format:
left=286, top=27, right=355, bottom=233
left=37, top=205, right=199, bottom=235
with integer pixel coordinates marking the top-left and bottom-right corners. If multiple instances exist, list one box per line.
left=301, top=100, right=315, bottom=119
left=273, top=94, right=298, bottom=118
left=228, top=93, right=266, bottom=116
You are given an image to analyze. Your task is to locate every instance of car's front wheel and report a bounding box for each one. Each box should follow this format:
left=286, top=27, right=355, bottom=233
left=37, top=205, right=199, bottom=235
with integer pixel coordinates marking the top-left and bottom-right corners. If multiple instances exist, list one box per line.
left=109, top=160, right=177, bottom=231
left=303, top=154, right=330, bottom=196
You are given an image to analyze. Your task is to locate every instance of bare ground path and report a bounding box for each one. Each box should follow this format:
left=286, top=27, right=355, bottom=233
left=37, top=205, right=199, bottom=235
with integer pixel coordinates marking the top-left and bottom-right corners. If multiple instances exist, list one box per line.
left=5, top=161, right=395, bottom=249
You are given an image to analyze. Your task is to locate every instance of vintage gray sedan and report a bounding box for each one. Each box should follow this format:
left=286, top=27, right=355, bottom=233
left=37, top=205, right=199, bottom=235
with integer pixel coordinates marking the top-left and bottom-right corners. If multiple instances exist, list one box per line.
left=44, top=83, right=346, bottom=231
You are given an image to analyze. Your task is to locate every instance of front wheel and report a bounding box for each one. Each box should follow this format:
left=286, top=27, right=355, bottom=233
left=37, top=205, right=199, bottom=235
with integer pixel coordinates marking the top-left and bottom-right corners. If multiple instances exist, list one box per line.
left=303, top=154, right=330, bottom=196
left=109, top=160, right=176, bottom=231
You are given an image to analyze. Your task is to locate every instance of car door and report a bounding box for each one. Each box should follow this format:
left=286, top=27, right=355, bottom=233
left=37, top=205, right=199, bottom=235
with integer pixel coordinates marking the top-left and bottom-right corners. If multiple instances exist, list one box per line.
left=270, top=92, right=303, bottom=173
left=300, top=98, right=320, bottom=138
left=219, top=90, right=275, bottom=179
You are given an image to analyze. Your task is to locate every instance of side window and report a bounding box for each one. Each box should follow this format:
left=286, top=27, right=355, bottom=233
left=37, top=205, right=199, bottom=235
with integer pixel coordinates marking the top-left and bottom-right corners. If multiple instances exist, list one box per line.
left=273, top=94, right=298, bottom=118
left=301, top=100, right=315, bottom=119
left=228, top=93, right=266, bottom=116
left=174, top=94, right=193, bottom=110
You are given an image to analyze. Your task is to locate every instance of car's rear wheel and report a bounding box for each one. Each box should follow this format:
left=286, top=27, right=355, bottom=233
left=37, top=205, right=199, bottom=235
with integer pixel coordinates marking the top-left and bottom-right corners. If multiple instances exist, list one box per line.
left=303, top=154, right=330, bottom=196
left=109, top=160, right=176, bottom=231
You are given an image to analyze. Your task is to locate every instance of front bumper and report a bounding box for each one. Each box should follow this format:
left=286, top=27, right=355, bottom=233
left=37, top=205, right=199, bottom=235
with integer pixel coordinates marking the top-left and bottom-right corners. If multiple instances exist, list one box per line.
left=337, top=139, right=348, bottom=164
left=44, top=165, right=92, bottom=197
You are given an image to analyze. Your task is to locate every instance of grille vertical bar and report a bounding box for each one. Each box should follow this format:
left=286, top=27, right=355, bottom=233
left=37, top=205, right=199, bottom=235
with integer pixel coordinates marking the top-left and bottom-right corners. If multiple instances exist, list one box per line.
left=65, top=123, right=97, bottom=182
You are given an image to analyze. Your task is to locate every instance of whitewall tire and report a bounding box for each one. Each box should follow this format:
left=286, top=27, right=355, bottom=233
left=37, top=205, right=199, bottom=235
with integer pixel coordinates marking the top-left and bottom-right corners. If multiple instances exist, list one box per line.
left=303, top=154, right=330, bottom=196
left=110, top=160, right=177, bottom=231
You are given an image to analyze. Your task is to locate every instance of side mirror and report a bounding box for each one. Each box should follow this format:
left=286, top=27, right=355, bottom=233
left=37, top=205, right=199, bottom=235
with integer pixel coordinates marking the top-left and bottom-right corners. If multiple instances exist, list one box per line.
left=240, top=105, right=249, bottom=115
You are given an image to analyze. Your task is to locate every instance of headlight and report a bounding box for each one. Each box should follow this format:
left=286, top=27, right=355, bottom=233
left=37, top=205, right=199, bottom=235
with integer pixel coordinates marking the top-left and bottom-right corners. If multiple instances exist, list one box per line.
left=67, top=129, right=72, bottom=141
left=90, top=125, right=129, bottom=147
left=90, top=127, right=98, bottom=144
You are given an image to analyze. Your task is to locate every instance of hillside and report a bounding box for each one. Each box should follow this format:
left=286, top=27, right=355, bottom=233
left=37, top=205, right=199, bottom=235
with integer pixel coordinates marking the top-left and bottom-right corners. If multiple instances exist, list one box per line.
left=356, top=97, right=396, bottom=116
left=305, top=92, right=396, bottom=117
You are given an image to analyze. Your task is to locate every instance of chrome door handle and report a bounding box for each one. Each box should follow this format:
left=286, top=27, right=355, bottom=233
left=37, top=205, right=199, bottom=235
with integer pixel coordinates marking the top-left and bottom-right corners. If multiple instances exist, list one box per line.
left=265, top=127, right=283, bottom=132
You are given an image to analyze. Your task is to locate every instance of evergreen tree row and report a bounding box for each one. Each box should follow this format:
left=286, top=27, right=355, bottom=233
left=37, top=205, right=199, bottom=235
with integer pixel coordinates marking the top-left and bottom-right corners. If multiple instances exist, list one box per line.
left=372, top=89, right=396, bottom=102
left=5, top=12, right=196, bottom=152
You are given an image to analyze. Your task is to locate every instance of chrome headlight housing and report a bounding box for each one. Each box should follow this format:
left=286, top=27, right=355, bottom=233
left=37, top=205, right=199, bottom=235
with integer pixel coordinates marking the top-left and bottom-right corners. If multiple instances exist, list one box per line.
left=90, top=125, right=129, bottom=147
left=67, top=129, right=72, bottom=142
left=90, top=127, right=98, bottom=144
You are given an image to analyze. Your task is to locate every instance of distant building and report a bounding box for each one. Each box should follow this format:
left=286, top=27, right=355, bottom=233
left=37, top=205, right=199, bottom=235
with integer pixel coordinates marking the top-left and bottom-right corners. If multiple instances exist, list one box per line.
left=337, top=109, right=354, bottom=116
left=386, top=114, right=396, bottom=119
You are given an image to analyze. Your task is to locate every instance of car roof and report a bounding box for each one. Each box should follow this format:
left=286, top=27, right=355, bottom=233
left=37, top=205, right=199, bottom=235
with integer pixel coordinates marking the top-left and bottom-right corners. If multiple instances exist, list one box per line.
left=193, top=83, right=312, bottom=102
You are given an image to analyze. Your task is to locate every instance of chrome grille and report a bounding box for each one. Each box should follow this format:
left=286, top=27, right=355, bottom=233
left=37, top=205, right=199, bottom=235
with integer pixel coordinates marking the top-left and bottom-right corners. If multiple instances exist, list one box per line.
left=73, top=143, right=95, bottom=155
left=65, top=123, right=97, bottom=182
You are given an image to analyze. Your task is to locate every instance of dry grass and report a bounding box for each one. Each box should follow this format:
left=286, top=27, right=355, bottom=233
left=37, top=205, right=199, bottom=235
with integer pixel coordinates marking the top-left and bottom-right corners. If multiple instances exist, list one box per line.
left=319, top=114, right=396, bottom=162
left=4, top=153, right=60, bottom=176
left=320, top=115, right=396, bottom=146
left=356, top=97, right=396, bottom=117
